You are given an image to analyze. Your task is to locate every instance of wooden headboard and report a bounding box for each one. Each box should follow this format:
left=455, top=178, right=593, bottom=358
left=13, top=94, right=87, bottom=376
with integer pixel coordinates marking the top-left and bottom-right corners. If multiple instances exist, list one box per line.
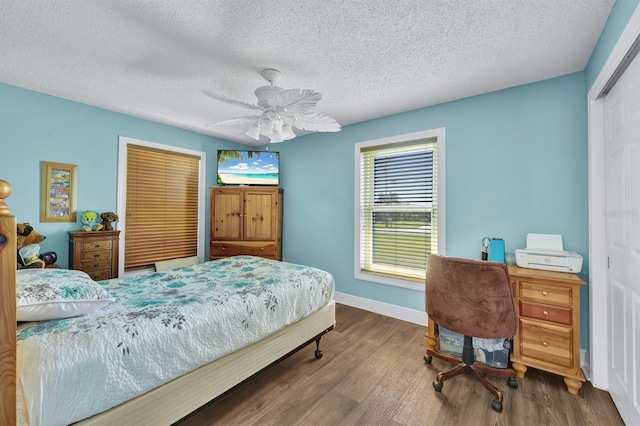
left=0, top=179, right=17, bottom=426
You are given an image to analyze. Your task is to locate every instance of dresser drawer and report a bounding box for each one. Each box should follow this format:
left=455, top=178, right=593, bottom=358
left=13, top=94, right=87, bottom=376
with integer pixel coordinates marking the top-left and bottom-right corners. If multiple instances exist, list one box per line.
left=80, top=259, right=112, bottom=272
left=520, top=300, right=572, bottom=325
left=81, top=250, right=112, bottom=262
left=210, top=242, right=276, bottom=257
left=82, top=240, right=113, bottom=251
left=520, top=281, right=572, bottom=306
left=87, top=269, right=112, bottom=281
left=519, top=318, right=573, bottom=368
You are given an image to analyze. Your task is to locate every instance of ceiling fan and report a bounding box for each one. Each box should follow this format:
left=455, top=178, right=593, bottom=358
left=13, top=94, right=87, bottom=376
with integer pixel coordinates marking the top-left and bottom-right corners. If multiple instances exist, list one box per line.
left=201, top=68, right=341, bottom=143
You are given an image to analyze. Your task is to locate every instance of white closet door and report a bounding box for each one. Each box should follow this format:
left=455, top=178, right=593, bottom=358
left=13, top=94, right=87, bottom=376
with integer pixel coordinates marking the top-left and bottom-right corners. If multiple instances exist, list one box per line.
left=604, top=47, right=640, bottom=425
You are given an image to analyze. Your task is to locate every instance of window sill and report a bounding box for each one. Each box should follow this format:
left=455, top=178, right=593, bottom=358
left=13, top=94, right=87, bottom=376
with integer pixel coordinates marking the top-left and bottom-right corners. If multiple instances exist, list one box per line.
left=355, top=270, right=425, bottom=291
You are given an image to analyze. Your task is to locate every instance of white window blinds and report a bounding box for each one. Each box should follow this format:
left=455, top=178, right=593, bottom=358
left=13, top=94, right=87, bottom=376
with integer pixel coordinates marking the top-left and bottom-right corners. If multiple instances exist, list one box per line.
left=359, top=138, right=438, bottom=282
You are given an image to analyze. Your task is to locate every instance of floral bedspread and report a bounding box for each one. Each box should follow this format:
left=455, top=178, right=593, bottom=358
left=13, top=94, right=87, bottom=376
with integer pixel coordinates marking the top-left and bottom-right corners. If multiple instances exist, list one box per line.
left=17, top=256, right=334, bottom=426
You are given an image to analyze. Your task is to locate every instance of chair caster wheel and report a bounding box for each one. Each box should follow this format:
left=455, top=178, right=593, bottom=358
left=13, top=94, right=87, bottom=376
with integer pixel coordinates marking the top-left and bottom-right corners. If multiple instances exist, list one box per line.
left=314, top=349, right=323, bottom=360
left=507, top=377, right=518, bottom=388
left=433, top=381, right=443, bottom=392
left=424, top=355, right=432, bottom=364
left=491, top=399, right=503, bottom=413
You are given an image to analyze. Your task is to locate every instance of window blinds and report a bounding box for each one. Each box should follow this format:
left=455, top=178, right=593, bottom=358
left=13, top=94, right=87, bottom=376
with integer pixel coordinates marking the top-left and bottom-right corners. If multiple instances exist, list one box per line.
left=359, top=138, right=438, bottom=281
left=125, top=145, right=200, bottom=271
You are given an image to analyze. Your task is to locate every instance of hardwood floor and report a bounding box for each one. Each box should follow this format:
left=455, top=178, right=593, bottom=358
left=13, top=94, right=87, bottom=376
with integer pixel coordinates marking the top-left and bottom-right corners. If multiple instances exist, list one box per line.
left=177, top=304, right=623, bottom=426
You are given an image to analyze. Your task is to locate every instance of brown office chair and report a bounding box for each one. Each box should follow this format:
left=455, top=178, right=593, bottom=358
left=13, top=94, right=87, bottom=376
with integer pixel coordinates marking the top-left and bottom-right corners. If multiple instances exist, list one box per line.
left=424, top=254, right=518, bottom=412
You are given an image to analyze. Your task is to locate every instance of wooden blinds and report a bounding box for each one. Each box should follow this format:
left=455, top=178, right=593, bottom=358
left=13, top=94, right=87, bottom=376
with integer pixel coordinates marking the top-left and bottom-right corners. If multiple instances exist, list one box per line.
left=125, top=145, right=200, bottom=271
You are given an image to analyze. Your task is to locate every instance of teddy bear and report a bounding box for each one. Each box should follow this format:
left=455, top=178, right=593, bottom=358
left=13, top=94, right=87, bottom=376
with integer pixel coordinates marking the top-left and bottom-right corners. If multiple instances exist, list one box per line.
left=82, top=211, right=103, bottom=232
left=100, top=211, right=119, bottom=231
left=16, top=223, right=46, bottom=269
left=17, top=223, right=45, bottom=249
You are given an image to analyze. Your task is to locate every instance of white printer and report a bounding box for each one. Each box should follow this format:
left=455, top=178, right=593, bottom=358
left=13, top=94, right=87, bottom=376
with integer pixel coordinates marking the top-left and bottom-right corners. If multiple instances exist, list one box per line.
left=515, top=233, right=583, bottom=273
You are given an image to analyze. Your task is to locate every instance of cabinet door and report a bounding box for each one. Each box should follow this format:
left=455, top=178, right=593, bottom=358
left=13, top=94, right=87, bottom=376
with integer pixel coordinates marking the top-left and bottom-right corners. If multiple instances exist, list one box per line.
left=211, top=189, right=243, bottom=240
left=244, top=190, right=276, bottom=240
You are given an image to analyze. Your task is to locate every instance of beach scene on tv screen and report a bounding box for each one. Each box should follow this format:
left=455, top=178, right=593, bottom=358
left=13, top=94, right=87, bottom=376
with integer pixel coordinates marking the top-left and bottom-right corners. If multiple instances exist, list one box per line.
left=218, top=151, right=279, bottom=185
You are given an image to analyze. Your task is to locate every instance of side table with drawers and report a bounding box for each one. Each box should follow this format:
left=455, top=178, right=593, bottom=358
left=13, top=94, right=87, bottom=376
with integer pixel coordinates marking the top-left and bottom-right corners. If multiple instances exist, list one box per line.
left=507, top=265, right=586, bottom=394
left=69, top=230, right=120, bottom=281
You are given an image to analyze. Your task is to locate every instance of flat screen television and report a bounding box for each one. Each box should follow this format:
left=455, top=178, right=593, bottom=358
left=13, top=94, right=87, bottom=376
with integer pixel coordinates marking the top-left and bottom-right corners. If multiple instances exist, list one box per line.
left=217, top=150, right=280, bottom=186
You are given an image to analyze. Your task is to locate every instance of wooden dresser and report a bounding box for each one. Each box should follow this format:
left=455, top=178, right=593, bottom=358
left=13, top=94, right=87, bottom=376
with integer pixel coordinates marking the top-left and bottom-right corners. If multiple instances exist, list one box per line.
left=210, top=186, right=283, bottom=261
left=508, top=265, right=586, bottom=394
left=69, top=230, right=120, bottom=281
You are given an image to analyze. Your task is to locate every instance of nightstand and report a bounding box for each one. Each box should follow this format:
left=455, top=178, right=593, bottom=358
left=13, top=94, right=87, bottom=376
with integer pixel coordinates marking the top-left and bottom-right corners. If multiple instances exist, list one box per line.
left=508, top=265, right=586, bottom=394
left=69, top=230, right=120, bottom=281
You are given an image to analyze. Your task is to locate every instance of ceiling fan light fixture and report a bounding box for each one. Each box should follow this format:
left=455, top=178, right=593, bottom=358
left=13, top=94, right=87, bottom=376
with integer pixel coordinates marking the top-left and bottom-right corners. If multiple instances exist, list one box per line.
left=259, top=119, right=273, bottom=138
left=271, top=127, right=284, bottom=143
left=245, top=123, right=261, bottom=140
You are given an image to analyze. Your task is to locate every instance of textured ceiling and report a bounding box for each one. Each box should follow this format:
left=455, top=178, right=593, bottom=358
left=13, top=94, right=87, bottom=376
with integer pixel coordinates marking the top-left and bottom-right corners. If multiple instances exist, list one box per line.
left=0, top=1, right=614, bottom=146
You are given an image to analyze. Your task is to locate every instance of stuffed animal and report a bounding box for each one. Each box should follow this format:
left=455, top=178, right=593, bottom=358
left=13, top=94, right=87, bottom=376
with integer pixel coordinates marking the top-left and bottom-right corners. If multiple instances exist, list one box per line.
left=16, top=223, right=47, bottom=269
left=16, top=223, right=46, bottom=248
left=82, top=211, right=103, bottom=232
left=100, top=212, right=119, bottom=231
left=19, top=244, right=45, bottom=268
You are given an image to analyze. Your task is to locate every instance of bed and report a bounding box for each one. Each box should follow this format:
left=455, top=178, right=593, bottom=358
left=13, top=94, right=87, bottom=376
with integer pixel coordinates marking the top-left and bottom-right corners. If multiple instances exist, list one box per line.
left=0, top=180, right=335, bottom=426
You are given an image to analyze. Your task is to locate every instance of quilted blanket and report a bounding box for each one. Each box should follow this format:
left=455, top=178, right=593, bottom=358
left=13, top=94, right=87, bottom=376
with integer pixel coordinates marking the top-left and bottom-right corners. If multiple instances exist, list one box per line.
left=17, top=256, right=334, bottom=426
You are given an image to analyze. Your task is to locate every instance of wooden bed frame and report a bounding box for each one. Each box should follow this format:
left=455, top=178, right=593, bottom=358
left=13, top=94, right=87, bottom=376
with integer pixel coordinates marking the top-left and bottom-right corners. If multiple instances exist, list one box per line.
left=0, top=180, right=335, bottom=426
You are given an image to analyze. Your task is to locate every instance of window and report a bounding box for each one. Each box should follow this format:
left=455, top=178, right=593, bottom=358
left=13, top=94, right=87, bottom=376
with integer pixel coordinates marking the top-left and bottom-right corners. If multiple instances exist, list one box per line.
left=355, top=128, right=446, bottom=290
left=117, top=137, right=206, bottom=274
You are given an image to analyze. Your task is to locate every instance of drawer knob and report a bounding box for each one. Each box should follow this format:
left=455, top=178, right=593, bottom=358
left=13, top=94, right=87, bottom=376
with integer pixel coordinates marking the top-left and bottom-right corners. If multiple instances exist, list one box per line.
left=222, top=246, right=226, bottom=250
left=542, top=291, right=548, bottom=296
left=94, top=254, right=100, bottom=258
left=542, top=341, right=549, bottom=347
left=261, top=247, right=264, bottom=251
left=543, top=310, right=549, bottom=316
left=94, top=244, right=100, bottom=248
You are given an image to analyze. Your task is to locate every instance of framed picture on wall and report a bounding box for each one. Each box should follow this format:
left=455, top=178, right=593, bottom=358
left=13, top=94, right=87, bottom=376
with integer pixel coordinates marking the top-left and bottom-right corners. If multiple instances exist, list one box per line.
left=40, top=161, right=78, bottom=222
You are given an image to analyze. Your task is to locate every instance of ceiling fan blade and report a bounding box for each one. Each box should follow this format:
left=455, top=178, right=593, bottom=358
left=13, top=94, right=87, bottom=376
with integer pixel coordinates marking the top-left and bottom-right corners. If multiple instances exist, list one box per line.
left=268, top=89, right=322, bottom=115
left=293, top=112, right=341, bottom=132
left=200, top=89, right=261, bottom=111
left=207, top=116, right=258, bottom=127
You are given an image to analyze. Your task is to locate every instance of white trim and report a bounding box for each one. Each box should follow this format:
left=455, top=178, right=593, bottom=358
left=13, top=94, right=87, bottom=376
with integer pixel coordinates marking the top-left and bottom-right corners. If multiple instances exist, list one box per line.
left=587, top=3, right=640, bottom=390
left=353, top=128, right=446, bottom=290
left=116, top=136, right=207, bottom=276
left=581, top=348, right=591, bottom=382
left=334, top=292, right=427, bottom=325
left=589, top=6, right=640, bottom=100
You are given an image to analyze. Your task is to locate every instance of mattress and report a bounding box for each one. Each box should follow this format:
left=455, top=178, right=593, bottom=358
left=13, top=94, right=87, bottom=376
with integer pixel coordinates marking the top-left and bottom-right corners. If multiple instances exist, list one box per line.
left=17, top=256, right=335, bottom=426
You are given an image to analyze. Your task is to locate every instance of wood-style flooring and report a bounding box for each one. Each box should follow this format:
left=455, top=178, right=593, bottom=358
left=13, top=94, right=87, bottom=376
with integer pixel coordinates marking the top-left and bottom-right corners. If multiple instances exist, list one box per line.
left=177, top=304, right=623, bottom=426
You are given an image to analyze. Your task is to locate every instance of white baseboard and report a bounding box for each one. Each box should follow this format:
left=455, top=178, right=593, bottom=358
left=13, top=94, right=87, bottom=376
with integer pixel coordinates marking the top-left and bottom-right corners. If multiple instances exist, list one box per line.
left=334, top=292, right=427, bottom=326
left=581, top=348, right=591, bottom=381
left=335, top=292, right=591, bottom=381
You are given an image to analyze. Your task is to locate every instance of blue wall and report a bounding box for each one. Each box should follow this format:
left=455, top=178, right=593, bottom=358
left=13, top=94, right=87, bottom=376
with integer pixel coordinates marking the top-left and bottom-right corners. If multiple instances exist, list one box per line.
left=0, top=74, right=593, bottom=351
left=0, top=82, right=241, bottom=267
left=275, top=72, right=590, bottom=347
left=2, top=0, right=639, bottom=353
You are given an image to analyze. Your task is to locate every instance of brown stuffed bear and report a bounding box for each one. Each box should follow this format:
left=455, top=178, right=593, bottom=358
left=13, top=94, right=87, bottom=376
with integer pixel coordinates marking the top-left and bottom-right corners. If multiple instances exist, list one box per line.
left=100, top=212, right=119, bottom=231
left=17, top=223, right=46, bottom=248
left=16, top=223, right=46, bottom=269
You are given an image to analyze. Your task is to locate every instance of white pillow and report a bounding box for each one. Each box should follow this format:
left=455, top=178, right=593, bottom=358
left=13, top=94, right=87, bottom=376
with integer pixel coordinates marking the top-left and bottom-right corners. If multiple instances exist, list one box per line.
left=17, top=269, right=114, bottom=321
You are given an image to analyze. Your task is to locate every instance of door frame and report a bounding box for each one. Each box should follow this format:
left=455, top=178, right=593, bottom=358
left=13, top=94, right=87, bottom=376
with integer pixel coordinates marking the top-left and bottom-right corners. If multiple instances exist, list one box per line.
left=588, top=6, right=640, bottom=389
left=116, top=136, right=207, bottom=276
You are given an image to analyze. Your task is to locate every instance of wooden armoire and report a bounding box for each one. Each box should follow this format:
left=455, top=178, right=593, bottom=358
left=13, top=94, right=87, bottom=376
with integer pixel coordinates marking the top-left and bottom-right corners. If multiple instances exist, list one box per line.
left=209, top=186, right=283, bottom=260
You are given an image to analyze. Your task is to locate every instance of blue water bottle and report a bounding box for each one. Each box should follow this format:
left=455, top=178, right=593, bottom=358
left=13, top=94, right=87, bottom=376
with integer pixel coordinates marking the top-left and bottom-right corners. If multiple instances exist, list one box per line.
left=489, top=238, right=505, bottom=263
